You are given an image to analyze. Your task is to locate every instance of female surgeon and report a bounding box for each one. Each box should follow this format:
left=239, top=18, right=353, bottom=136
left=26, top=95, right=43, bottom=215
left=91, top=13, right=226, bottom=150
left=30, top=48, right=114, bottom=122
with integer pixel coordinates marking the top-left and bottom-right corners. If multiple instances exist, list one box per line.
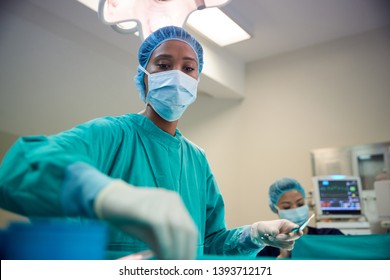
left=257, top=177, right=344, bottom=258
left=0, top=26, right=302, bottom=260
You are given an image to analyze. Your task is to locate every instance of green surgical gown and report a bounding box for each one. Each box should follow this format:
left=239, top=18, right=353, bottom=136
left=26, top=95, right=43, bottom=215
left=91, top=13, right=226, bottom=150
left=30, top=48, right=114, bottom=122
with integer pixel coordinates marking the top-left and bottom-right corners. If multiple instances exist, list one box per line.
left=0, top=114, right=260, bottom=257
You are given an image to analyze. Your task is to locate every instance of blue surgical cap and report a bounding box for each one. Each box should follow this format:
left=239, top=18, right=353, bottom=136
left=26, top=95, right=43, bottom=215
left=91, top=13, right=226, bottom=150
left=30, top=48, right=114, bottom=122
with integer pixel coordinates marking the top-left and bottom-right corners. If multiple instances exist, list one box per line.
left=268, top=178, right=306, bottom=213
left=134, top=26, right=204, bottom=102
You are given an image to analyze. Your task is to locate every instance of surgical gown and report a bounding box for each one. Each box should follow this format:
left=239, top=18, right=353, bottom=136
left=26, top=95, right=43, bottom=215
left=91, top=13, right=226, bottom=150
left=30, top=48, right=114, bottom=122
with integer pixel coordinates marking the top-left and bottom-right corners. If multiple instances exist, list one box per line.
left=0, top=114, right=261, bottom=257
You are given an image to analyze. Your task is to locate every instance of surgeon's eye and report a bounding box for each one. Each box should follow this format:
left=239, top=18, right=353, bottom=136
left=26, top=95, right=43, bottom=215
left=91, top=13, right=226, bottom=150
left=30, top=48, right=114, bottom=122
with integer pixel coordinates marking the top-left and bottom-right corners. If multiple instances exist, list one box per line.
left=183, top=66, right=195, bottom=72
left=157, top=63, right=171, bottom=71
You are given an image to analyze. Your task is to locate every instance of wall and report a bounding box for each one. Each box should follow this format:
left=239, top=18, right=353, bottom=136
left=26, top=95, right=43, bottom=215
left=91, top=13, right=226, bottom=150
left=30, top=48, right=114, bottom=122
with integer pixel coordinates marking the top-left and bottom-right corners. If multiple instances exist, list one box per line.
left=0, top=132, right=19, bottom=161
left=180, top=25, right=390, bottom=227
left=0, top=132, right=29, bottom=227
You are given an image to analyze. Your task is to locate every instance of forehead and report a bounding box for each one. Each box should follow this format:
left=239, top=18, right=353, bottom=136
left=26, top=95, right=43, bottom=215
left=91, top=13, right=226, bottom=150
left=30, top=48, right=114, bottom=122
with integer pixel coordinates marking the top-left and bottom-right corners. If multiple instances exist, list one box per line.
left=149, top=40, right=198, bottom=62
left=277, top=190, right=304, bottom=203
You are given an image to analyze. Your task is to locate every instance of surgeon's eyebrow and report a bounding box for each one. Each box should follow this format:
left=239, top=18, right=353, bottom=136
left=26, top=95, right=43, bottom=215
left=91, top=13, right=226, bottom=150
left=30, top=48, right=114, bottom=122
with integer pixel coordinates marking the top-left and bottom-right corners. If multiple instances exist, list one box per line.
left=156, top=54, right=197, bottom=61
left=153, top=54, right=197, bottom=64
left=182, top=56, right=198, bottom=63
left=152, top=54, right=173, bottom=61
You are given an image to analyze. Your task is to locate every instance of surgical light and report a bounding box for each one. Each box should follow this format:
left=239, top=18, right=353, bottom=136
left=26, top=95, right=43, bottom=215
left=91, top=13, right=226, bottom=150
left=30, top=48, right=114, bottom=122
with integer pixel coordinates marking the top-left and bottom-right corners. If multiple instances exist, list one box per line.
left=76, top=0, right=250, bottom=46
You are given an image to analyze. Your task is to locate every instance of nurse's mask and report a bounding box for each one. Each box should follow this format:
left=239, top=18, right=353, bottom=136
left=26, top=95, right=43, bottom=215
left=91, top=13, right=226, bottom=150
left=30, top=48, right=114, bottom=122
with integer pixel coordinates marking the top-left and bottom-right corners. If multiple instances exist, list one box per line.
left=139, top=66, right=198, bottom=122
left=277, top=204, right=309, bottom=226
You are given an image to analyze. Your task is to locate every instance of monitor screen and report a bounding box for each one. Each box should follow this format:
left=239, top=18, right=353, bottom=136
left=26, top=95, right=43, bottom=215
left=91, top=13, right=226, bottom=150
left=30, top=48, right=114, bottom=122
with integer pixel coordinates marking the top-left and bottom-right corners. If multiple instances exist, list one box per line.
left=312, top=175, right=364, bottom=219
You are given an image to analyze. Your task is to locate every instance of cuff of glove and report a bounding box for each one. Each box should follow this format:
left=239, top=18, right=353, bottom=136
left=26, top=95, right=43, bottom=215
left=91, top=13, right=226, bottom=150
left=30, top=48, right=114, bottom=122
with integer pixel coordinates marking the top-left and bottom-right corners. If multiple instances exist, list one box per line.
left=94, top=179, right=131, bottom=219
left=249, top=223, right=268, bottom=248
left=61, top=162, right=113, bottom=218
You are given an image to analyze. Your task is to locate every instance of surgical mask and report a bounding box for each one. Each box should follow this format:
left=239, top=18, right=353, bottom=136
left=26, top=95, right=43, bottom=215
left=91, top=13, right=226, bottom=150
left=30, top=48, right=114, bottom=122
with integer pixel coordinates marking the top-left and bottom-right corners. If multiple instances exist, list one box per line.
left=139, top=66, right=198, bottom=122
left=277, top=204, right=309, bottom=226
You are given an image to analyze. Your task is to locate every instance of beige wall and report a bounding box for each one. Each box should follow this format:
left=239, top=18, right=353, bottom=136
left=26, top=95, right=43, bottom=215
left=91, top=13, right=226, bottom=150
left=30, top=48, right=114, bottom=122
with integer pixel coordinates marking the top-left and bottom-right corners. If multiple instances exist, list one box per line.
left=0, top=131, right=19, bottom=161
left=0, top=132, right=29, bottom=227
left=180, top=25, right=390, bottom=227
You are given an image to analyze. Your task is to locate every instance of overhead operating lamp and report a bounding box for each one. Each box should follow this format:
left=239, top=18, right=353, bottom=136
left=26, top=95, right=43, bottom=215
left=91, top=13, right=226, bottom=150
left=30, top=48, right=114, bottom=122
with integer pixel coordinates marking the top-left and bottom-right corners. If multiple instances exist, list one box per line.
left=97, top=0, right=231, bottom=41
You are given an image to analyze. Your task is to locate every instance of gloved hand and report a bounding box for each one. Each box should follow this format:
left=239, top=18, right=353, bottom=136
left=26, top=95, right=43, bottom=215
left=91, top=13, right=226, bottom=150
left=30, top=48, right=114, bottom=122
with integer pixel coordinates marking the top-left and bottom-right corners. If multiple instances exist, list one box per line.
left=250, top=219, right=302, bottom=250
left=93, top=180, right=198, bottom=260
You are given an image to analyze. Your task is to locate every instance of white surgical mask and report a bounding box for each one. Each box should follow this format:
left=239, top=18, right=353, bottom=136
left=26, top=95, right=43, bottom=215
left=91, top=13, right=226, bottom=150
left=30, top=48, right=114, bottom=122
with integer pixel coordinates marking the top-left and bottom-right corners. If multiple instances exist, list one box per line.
left=277, top=204, right=309, bottom=226
left=138, top=66, right=198, bottom=122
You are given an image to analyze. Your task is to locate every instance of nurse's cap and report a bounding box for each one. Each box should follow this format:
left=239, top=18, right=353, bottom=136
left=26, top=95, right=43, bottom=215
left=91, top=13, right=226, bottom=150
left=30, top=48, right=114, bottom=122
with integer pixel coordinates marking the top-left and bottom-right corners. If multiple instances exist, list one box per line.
left=268, top=177, right=306, bottom=213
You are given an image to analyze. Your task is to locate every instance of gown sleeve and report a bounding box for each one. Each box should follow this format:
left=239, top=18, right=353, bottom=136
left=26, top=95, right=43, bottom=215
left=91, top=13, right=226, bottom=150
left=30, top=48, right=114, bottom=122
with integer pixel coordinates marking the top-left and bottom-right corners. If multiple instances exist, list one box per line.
left=202, top=163, right=263, bottom=258
left=0, top=117, right=122, bottom=218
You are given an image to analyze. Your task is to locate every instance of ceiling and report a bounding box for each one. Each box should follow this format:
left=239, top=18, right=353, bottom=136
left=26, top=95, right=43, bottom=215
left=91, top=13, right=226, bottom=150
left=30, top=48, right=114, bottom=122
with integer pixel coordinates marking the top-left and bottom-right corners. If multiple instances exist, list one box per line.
left=218, top=0, right=390, bottom=63
left=24, top=0, right=390, bottom=65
